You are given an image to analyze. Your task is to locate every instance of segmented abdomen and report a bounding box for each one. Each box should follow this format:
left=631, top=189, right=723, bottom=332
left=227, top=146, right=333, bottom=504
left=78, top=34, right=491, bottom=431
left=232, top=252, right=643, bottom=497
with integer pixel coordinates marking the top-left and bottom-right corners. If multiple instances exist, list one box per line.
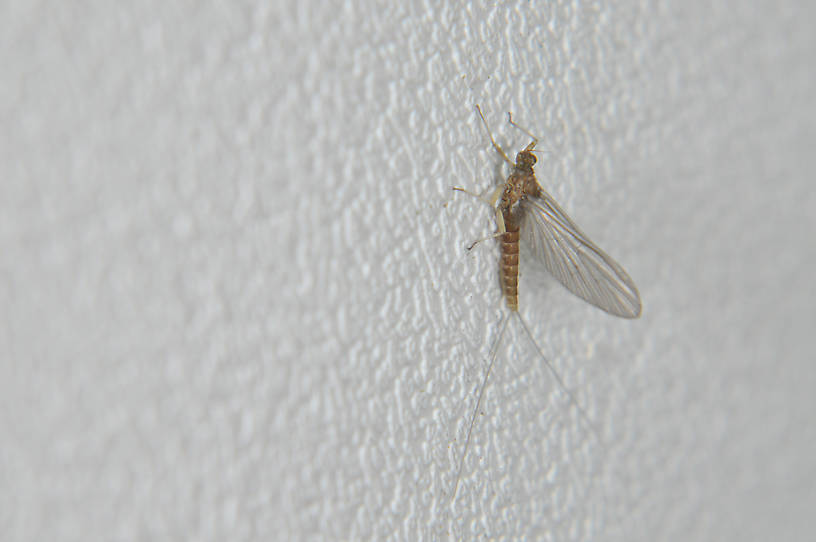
left=501, top=223, right=520, bottom=311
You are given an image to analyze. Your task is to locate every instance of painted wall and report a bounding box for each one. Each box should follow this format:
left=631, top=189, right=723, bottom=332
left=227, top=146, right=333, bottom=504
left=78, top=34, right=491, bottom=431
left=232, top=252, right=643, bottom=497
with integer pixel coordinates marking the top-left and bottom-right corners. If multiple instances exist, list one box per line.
left=1, top=1, right=814, bottom=540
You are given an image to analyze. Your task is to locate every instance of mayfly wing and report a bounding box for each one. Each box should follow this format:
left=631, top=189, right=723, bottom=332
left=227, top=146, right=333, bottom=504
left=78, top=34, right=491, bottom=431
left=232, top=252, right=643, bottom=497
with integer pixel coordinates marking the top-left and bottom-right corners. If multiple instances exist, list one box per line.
left=520, top=190, right=642, bottom=318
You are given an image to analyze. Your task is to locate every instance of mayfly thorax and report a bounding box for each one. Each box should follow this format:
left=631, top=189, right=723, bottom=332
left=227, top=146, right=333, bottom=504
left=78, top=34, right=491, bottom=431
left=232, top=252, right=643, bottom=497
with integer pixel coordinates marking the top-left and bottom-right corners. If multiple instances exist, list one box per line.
left=450, top=105, right=642, bottom=499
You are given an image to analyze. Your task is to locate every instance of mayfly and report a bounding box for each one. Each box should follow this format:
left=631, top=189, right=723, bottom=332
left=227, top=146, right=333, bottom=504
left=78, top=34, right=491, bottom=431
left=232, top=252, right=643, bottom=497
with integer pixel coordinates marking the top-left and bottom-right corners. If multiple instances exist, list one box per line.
left=450, top=105, right=641, bottom=498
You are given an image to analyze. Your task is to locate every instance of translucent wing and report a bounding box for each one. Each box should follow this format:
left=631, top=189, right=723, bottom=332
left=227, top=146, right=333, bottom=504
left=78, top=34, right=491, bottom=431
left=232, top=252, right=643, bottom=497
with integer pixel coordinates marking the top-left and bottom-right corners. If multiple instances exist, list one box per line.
left=520, top=191, right=641, bottom=318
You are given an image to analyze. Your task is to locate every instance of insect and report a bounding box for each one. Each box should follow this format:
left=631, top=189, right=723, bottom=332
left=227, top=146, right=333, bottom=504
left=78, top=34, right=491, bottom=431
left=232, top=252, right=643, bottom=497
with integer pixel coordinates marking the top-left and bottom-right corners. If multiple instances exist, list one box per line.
left=450, top=105, right=642, bottom=498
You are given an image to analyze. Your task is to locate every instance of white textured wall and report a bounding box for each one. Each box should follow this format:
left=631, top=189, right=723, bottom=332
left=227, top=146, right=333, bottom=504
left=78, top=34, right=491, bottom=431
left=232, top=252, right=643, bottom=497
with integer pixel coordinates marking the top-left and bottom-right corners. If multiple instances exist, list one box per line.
left=1, top=1, right=814, bottom=540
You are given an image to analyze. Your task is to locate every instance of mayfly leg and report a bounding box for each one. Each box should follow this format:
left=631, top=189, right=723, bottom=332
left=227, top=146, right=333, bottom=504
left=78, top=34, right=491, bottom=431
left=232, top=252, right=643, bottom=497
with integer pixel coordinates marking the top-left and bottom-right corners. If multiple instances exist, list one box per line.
left=507, top=110, right=556, bottom=160
left=507, top=112, right=538, bottom=150
left=451, top=184, right=503, bottom=208
left=452, top=181, right=507, bottom=251
left=453, top=185, right=507, bottom=251
left=476, top=104, right=514, bottom=166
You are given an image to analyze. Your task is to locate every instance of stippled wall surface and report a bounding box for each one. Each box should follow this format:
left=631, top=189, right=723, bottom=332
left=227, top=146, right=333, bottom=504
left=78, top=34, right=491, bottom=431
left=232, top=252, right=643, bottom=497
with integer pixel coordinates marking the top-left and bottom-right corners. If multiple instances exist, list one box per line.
left=1, top=1, right=814, bottom=540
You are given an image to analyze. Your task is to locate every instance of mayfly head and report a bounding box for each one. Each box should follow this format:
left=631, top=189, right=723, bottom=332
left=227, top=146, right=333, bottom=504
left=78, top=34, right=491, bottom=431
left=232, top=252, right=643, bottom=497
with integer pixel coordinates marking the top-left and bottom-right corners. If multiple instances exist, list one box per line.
left=515, top=150, right=537, bottom=172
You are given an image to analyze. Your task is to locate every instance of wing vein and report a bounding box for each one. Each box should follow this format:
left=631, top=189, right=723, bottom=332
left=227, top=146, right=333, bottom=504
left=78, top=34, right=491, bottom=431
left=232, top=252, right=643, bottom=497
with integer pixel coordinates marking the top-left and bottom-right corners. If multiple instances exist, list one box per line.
left=520, top=194, right=641, bottom=318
